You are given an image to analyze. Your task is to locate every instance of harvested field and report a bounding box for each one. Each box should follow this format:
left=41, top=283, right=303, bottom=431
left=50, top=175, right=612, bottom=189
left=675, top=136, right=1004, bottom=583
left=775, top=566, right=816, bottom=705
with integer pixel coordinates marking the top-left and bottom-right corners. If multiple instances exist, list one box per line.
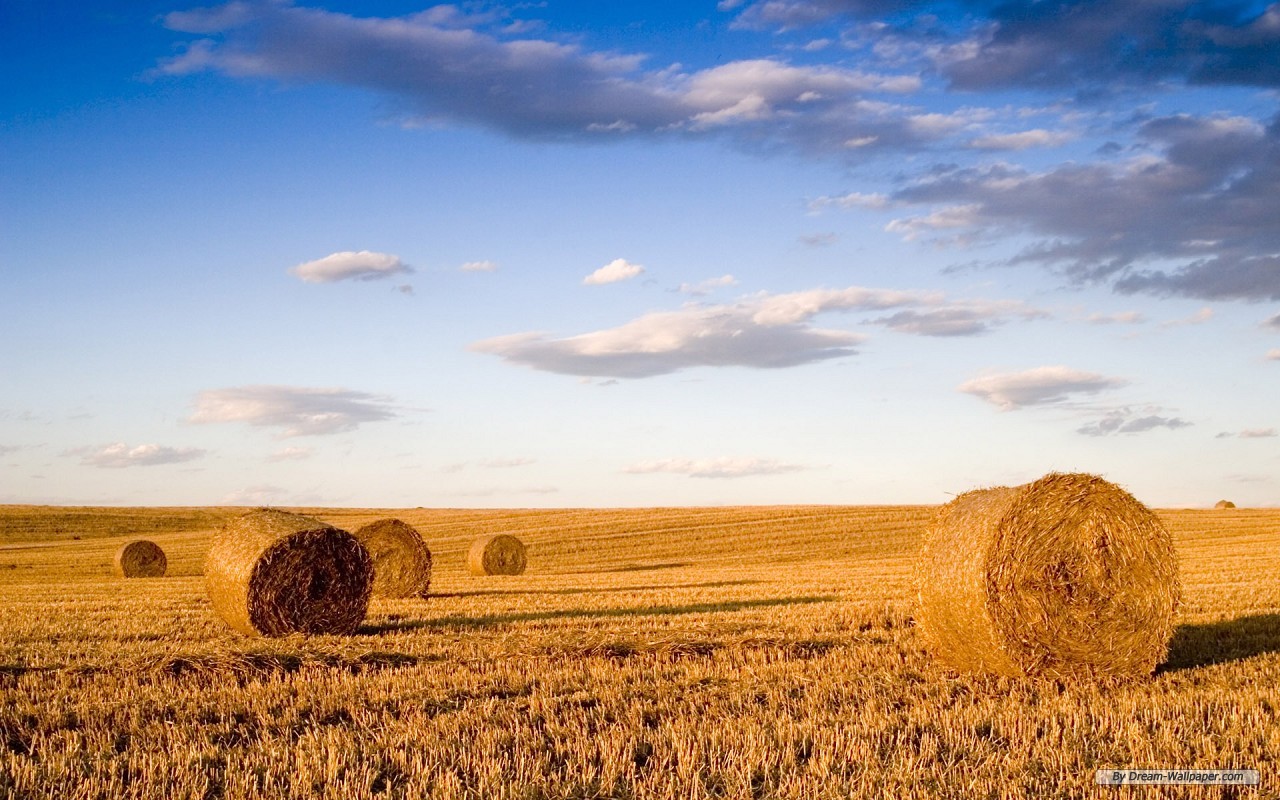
left=0, top=504, right=1278, bottom=799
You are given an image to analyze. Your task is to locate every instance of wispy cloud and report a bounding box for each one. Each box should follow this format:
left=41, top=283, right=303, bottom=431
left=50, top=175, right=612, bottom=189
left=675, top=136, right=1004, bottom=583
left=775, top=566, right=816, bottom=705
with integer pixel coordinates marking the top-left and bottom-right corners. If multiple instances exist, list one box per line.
left=267, top=446, right=312, bottom=462
left=677, top=275, right=739, bottom=296
left=461, top=260, right=498, bottom=272
left=1076, top=409, right=1192, bottom=437
left=1216, top=428, right=1278, bottom=439
left=888, top=115, right=1280, bottom=301
left=189, top=386, right=398, bottom=437
left=1085, top=311, right=1146, bottom=325
left=221, top=485, right=289, bottom=505
left=584, top=258, right=645, bottom=286
left=624, top=456, right=810, bottom=478
left=969, top=129, right=1073, bottom=151
left=474, top=285, right=1045, bottom=378
left=67, top=442, right=207, bottom=468
left=959, top=366, right=1127, bottom=411
left=1159, top=307, right=1214, bottom=328
left=289, top=250, right=412, bottom=283
left=1267, top=349, right=1280, bottom=361
left=159, top=2, right=949, bottom=159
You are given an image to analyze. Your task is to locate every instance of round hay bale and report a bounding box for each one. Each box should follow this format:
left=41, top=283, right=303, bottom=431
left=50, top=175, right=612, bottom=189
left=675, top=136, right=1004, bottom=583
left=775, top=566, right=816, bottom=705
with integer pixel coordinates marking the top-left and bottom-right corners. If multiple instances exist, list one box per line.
left=916, top=472, right=1181, bottom=679
left=467, top=534, right=527, bottom=576
left=352, top=518, right=432, bottom=597
left=204, top=509, right=373, bottom=637
left=1214, top=499, right=1236, bottom=509
left=113, top=540, right=167, bottom=578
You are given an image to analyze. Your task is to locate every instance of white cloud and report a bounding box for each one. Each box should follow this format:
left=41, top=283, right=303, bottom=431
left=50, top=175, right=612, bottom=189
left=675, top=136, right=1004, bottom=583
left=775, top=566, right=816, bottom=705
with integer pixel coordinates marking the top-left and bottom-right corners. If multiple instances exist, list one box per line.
left=807, top=191, right=890, bottom=212
left=959, top=366, right=1128, bottom=411
left=624, top=457, right=809, bottom=478
left=969, top=129, right=1073, bottom=150
left=267, top=446, right=312, bottom=462
left=221, top=485, right=289, bottom=505
left=885, top=205, right=981, bottom=241
left=289, top=250, right=411, bottom=283
left=1159, top=307, right=1214, bottom=328
left=584, top=258, right=645, bottom=285
left=1239, top=428, right=1277, bottom=439
left=189, top=385, right=398, bottom=437
left=677, top=275, right=739, bottom=296
left=478, top=457, right=537, bottom=468
left=68, top=442, right=206, bottom=469
left=461, top=260, right=498, bottom=272
left=473, top=285, right=1044, bottom=378
left=1267, top=348, right=1280, bottom=361
left=1085, top=311, right=1146, bottom=325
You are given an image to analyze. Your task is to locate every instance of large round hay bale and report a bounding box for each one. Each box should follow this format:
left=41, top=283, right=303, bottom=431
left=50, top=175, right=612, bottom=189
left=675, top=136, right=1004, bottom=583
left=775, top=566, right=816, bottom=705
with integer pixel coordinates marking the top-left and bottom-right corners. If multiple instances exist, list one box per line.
left=916, top=472, right=1181, bottom=679
left=467, top=534, right=527, bottom=576
left=352, top=518, right=432, bottom=597
left=1214, top=499, right=1236, bottom=509
left=205, top=509, right=373, bottom=637
left=113, top=540, right=167, bottom=578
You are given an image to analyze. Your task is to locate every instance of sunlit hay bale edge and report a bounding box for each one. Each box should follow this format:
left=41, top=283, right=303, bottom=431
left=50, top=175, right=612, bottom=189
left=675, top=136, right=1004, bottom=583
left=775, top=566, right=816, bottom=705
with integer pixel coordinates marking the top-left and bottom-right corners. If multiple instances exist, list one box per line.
left=467, top=534, right=527, bottom=576
left=204, top=509, right=373, bottom=637
left=916, top=472, right=1181, bottom=680
left=352, top=518, right=433, bottom=598
left=113, top=539, right=167, bottom=578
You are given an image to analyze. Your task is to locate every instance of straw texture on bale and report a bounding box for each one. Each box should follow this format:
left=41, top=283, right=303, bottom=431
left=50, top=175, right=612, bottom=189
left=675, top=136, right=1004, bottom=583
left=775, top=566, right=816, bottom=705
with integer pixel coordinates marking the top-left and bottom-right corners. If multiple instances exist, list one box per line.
left=467, top=534, right=527, bottom=576
left=916, top=472, right=1181, bottom=679
left=1214, top=500, right=1236, bottom=509
left=205, top=509, right=373, bottom=637
left=352, top=518, right=432, bottom=597
left=113, top=540, right=167, bottom=578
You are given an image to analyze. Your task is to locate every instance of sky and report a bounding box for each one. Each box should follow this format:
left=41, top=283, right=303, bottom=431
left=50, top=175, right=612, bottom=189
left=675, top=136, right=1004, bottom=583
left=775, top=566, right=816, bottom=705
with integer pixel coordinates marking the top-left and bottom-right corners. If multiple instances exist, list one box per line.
left=1, top=0, right=1278, bottom=509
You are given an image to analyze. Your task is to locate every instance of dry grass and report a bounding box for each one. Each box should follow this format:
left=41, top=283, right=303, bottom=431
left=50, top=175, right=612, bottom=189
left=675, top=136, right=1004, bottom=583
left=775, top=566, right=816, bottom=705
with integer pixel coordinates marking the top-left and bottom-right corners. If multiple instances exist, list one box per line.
left=1, top=503, right=1278, bottom=799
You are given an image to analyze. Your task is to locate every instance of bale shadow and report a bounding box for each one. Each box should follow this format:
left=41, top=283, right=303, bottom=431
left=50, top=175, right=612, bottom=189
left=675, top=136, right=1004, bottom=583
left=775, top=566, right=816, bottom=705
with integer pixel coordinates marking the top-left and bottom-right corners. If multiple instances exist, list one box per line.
left=1159, top=613, right=1280, bottom=672
left=361, top=594, right=837, bottom=634
left=428, top=579, right=758, bottom=600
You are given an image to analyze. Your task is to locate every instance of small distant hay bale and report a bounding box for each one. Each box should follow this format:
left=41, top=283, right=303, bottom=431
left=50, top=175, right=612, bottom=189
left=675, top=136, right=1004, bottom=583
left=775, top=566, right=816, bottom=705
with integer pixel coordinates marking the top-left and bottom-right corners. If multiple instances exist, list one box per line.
left=204, top=509, right=373, bottom=637
left=916, top=472, right=1181, bottom=680
left=113, top=540, right=167, bottom=578
left=351, top=518, right=432, bottom=597
left=467, top=534, right=527, bottom=576
left=1214, top=500, right=1236, bottom=509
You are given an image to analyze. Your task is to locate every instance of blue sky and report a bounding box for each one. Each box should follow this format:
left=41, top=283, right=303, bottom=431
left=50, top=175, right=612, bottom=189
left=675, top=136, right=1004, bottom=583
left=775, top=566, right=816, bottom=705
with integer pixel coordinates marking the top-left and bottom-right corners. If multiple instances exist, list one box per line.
left=2, top=0, right=1278, bottom=508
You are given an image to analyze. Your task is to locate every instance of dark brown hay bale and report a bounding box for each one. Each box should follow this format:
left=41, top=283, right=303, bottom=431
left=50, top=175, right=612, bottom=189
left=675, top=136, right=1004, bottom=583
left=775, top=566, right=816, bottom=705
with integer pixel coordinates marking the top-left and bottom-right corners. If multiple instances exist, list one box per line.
left=1214, top=499, right=1236, bottom=509
left=351, top=518, right=432, bottom=597
left=204, top=509, right=373, bottom=637
left=113, top=540, right=166, bottom=578
left=916, top=472, right=1181, bottom=679
left=467, top=534, right=527, bottom=576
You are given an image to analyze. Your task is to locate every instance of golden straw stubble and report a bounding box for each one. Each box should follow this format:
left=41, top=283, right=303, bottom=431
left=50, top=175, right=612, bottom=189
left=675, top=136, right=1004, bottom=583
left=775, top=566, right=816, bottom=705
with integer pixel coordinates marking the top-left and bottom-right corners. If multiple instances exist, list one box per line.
left=351, top=518, right=432, bottom=597
left=113, top=540, right=167, bottom=578
left=204, top=509, right=373, bottom=637
left=916, top=472, right=1181, bottom=679
left=467, top=534, right=527, bottom=576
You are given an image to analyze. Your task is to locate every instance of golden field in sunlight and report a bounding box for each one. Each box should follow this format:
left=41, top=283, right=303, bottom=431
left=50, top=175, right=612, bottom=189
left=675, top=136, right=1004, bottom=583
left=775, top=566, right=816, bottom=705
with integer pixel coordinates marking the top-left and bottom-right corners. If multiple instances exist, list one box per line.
left=0, top=504, right=1277, bottom=799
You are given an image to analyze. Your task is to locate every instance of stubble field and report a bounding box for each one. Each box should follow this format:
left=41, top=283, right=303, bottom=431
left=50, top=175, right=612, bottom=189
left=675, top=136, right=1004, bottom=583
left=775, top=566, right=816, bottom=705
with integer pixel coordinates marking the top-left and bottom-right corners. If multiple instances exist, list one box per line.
left=0, top=503, right=1277, bottom=799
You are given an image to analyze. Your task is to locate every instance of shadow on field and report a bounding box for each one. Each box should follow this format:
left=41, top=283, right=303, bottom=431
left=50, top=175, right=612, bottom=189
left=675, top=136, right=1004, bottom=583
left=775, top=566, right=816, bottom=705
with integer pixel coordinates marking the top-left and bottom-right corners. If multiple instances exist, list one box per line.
left=429, top=579, right=758, bottom=599
left=1159, top=614, right=1280, bottom=672
left=605, top=562, right=691, bottom=573
left=361, top=595, right=837, bottom=634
